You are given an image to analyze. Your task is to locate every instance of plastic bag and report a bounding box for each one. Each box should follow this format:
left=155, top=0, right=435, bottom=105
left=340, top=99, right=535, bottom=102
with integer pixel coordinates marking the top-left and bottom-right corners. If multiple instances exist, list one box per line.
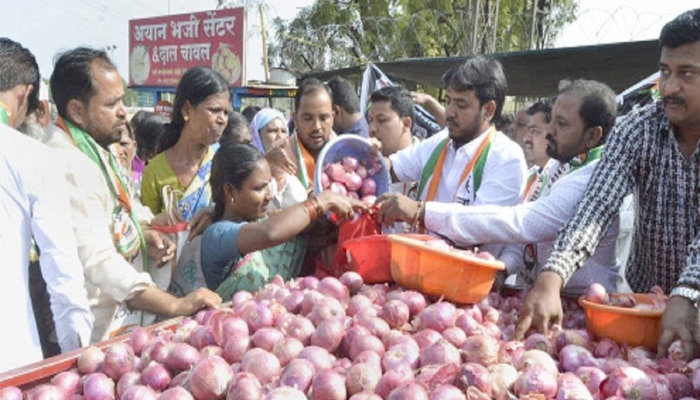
left=315, top=211, right=382, bottom=277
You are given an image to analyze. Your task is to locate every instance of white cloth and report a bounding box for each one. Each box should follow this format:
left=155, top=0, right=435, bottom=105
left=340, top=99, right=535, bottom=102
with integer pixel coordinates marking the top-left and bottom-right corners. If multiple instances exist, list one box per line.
left=0, top=124, right=92, bottom=372
left=44, top=124, right=155, bottom=343
left=424, top=160, right=622, bottom=294
left=390, top=127, right=527, bottom=207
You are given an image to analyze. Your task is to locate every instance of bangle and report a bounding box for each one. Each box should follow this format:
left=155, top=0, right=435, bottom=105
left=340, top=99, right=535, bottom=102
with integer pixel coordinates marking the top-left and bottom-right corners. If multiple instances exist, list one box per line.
left=300, top=200, right=317, bottom=221
left=309, top=195, right=325, bottom=219
left=411, top=201, right=425, bottom=232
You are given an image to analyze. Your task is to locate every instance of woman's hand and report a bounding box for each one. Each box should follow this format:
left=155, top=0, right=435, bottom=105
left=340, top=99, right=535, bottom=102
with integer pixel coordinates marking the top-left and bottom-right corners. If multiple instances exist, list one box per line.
left=187, top=206, right=214, bottom=242
left=151, top=209, right=184, bottom=227
left=317, top=191, right=368, bottom=220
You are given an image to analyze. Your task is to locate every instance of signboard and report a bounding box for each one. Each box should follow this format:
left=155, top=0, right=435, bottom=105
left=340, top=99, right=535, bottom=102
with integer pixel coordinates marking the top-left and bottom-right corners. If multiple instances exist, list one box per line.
left=128, top=7, right=246, bottom=87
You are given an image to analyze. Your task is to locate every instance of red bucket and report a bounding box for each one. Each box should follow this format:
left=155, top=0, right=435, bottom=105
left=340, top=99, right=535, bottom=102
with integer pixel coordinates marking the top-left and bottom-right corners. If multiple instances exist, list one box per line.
left=342, top=234, right=433, bottom=283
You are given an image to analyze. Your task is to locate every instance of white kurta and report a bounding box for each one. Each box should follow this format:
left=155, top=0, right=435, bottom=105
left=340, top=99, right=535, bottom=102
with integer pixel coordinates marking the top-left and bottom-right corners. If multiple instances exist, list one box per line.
left=44, top=124, right=155, bottom=343
left=424, top=160, right=622, bottom=294
left=0, top=124, right=92, bottom=372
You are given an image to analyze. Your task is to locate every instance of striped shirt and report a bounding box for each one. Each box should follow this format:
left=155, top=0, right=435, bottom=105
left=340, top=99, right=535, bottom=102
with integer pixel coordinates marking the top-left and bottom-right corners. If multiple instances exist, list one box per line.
left=544, top=102, right=700, bottom=293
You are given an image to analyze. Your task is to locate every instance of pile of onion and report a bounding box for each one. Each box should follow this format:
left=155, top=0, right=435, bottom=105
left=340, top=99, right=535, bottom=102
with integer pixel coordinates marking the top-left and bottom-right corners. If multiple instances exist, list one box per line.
left=321, top=156, right=380, bottom=205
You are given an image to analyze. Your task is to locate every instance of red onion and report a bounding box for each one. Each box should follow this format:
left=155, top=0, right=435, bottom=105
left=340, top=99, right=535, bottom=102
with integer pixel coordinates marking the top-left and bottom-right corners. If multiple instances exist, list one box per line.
left=251, top=327, right=284, bottom=351
left=264, top=387, right=307, bottom=400
left=272, top=337, right=304, bottom=367
left=27, top=385, right=64, bottom=400
left=665, top=372, right=693, bottom=399
left=346, top=363, right=382, bottom=396
left=309, top=297, right=346, bottom=326
left=318, top=277, right=350, bottom=303
left=102, top=342, right=135, bottom=380
left=342, top=156, right=360, bottom=172
left=576, top=366, right=606, bottom=396
left=412, top=329, right=442, bottom=351
left=523, top=333, right=554, bottom=355
left=281, top=290, right=305, bottom=314
left=513, top=366, right=558, bottom=399
left=455, top=313, right=481, bottom=336
left=361, top=195, right=377, bottom=205
left=218, top=316, right=249, bottom=345
left=349, top=335, right=385, bottom=360
left=300, top=291, right=325, bottom=316
left=222, top=334, right=250, bottom=364
left=129, top=327, right=153, bottom=356
left=557, top=372, right=594, bottom=400
left=354, top=350, right=382, bottom=370
left=559, top=344, right=599, bottom=372
left=169, top=371, right=189, bottom=388
left=361, top=177, right=377, bottom=196
left=456, top=363, right=493, bottom=396
left=382, top=343, right=420, bottom=371
left=282, top=316, right=315, bottom=345
left=518, top=349, right=559, bottom=377
left=139, top=361, right=171, bottom=391
left=442, top=327, right=467, bottom=348
left=329, top=182, right=348, bottom=196
left=51, top=370, right=81, bottom=396
left=311, top=371, right=347, bottom=400
left=82, top=373, right=115, bottom=400
left=463, top=334, right=500, bottom=367
left=380, top=300, right=410, bottom=329
left=429, top=384, right=467, bottom=400
left=243, top=303, right=274, bottom=332
left=584, top=283, right=608, bottom=304
left=415, top=302, right=456, bottom=332
left=387, top=383, right=429, bottom=400
left=231, top=291, right=253, bottom=309
left=498, top=340, right=525, bottom=365
left=375, top=366, right=414, bottom=398
left=355, top=165, right=368, bottom=180
left=200, top=345, right=223, bottom=358
left=344, top=171, right=363, bottom=191
left=298, top=276, right=319, bottom=290
left=77, top=346, right=104, bottom=375
left=279, top=359, right=315, bottom=393
left=415, top=363, right=460, bottom=391
left=117, top=371, right=140, bottom=398
left=311, top=318, right=345, bottom=353
left=342, top=325, right=371, bottom=356
left=188, top=356, right=233, bottom=400
left=554, top=329, right=591, bottom=353
left=120, top=385, right=157, bottom=400
left=326, top=162, right=347, bottom=181
left=489, top=363, right=519, bottom=400
left=226, top=372, right=262, bottom=400
left=165, top=342, right=200, bottom=372
left=240, top=348, right=281, bottom=385
left=420, top=339, right=461, bottom=367
left=339, top=271, right=364, bottom=295
left=0, top=387, right=22, bottom=400
left=321, top=172, right=331, bottom=189
left=159, top=387, right=194, bottom=400
left=600, top=366, right=658, bottom=399
left=298, top=345, right=335, bottom=371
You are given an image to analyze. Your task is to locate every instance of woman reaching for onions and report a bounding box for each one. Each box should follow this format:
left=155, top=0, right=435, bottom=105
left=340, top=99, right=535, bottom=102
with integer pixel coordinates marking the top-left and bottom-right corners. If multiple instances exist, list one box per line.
left=199, top=143, right=367, bottom=300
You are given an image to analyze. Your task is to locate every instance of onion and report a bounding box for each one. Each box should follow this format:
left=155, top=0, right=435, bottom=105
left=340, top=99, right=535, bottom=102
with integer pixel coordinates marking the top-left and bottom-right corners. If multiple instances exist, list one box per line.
left=412, top=329, right=442, bottom=351
left=298, top=345, right=335, bottom=371
left=218, top=317, right=249, bottom=345
left=456, top=362, right=493, bottom=396
left=226, top=372, right=262, bottom=400
left=51, top=370, right=81, bottom=396
left=300, top=291, right=325, bottom=317
left=240, top=349, right=281, bottom=385
left=160, top=387, right=194, bottom=400
left=346, top=363, right=382, bottom=396
left=318, top=277, right=350, bottom=303
left=120, top=385, right=157, bottom=400
left=355, top=315, right=390, bottom=338
left=102, top=342, right=135, bottom=380
left=518, top=349, right=559, bottom=377
left=311, top=371, right=347, bottom=400
left=251, top=327, right=284, bottom=351
left=279, top=359, right=315, bottom=393
left=140, top=361, right=171, bottom=391
left=321, top=172, right=331, bottom=189
left=584, top=283, right=608, bottom=304
left=576, top=366, right=606, bottom=396
left=78, top=346, right=104, bottom=375
left=242, top=303, right=274, bottom=332
left=361, top=195, right=377, bottom=206
left=375, top=366, right=415, bottom=398
left=387, top=383, right=429, bottom=400
left=117, top=372, right=141, bottom=398
left=231, top=291, right=253, bottom=310
left=0, top=387, right=22, bottom=400
left=27, top=385, right=64, bottom=400
left=415, top=363, right=460, bottom=391
left=420, top=339, right=460, bottom=367
left=222, top=334, right=250, bottom=364
left=349, top=335, right=385, bottom=360
left=498, top=340, right=525, bottom=365
left=200, top=346, right=223, bottom=358
left=556, top=372, right=593, bottom=400
left=339, top=271, right=364, bottom=295
left=169, top=371, right=189, bottom=388
left=342, top=325, right=370, bottom=356
left=553, top=329, right=592, bottom=353
left=272, top=337, right=304, bottom=367
left=442, top=327, right=467, bottom=348
left=513, top=366, right=558, bottom=399
left=430, top=384, right=467, bottom=400
left=360, top=177, right=377, bottom=196
left=311, top=318, right=345, bottom=352
left=523, top=333, right=554, bottom=355
left=665, top=372, right=693, bottom=399
left=329, top=182, right=348, bottom=196
left=463, top=334, right=500, bottom=367
left=264, top=387, right=307, bottom=400
left=188, top=356, right=233, bottom=400
left=349, top=393, right=382, bottom=400
left=415, top=302, right=456, bottom=332
left=344, top=172, right=363, bottom=191
left=559, top=344, right=599, bottom=372
left=283, top=316, right=315, bottom=345
left=355, top=165, right=368, bottom=179
left=309, top=297, right=346, bottom=326
left=381, top=300, right=410, bottom=329
left=342, top=156, right=360, bottom=172
left=600, top=366, right=658, bottom=400
left=325, top=163, right=346, bottom=182
left=82, top=373, right=115, bottom=400
left=129, top=327, right=153, bottom=356
left=354, top=351, right=382, bottom=370
left=489, top=363, right=519, bottom=400
left=282, top=290, right=305, bottom=314
left=382, top=343, right=420, bottom=371
left=165, top=342, right=200, bottom=372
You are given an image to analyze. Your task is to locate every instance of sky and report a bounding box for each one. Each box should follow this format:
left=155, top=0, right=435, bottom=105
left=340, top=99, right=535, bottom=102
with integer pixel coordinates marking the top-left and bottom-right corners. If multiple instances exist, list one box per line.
left=0, top=0, right=696, bottom=85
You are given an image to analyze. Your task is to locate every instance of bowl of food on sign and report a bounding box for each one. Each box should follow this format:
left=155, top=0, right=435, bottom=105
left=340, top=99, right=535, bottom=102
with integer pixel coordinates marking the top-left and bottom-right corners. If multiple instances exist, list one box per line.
left=387, top=235, right=505, bottom=304
left=578, top=283, right=666, bottom=350
left=314, top=135, right=391, bottom=206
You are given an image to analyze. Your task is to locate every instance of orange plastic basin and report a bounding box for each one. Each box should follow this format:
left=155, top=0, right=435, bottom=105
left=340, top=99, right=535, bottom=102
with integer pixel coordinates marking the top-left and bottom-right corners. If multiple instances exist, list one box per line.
left=343, top=234, right=433, bottom=283
left=578, top=293, right=664, bottom=350
left=387, top=234, right=505, bottom=304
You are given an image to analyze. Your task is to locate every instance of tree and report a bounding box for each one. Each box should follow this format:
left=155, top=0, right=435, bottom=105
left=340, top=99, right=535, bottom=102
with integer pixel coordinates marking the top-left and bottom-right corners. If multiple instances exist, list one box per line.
left=266, top=0, right=578, bottom=74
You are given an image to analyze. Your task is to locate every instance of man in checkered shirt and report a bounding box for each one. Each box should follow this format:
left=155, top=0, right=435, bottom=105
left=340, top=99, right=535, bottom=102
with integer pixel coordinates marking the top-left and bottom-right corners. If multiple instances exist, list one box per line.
left=515, top=8, right=700, bottom=360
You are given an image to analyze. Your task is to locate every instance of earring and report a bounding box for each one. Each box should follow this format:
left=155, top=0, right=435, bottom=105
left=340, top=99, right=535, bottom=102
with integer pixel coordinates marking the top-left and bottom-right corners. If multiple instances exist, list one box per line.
left=184, top=115, right=189, bottom=122
left=230, top=197, right=235, bottom=204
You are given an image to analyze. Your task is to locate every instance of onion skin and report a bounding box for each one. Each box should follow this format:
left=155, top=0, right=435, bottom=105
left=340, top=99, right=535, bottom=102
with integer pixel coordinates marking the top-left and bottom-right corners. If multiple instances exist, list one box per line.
left=77, top=346, right=105, bottom=375
left=346, top=363, right=382, bottom=396
left=188, top=356, right=233, bottom=400
left=387, top=383, right=429, bottom=400
left=102, top=343, right=135, bottom=381
left=279, top=359, right=315, bottom=393
left=311, top=371, right=347, bottom=400
left=51, top=370, right=81, bottom=396
left=226, top=372, right=262, bottom=400
left=82, top=373, right=115, bottom=400
left=160, top=387, right=195, bottom=400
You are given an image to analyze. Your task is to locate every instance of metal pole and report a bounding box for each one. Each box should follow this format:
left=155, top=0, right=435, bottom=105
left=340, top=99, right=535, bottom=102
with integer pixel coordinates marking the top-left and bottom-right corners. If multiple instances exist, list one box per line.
left=259, top=4, right=270, bottom=82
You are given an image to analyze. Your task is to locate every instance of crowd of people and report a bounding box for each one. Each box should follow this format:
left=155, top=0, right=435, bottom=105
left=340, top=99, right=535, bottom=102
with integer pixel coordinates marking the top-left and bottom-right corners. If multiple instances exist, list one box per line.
left=2, top=7, right=700, bottom=374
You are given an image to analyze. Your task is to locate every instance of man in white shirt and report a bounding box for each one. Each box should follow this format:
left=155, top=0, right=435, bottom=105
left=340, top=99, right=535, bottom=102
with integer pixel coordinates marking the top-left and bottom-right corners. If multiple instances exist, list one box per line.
left=0, top=37, right=92, bottom=372
left=375, top=56, right=527, bottom=252
left=45, top=47, right=222, bottom=342
left=415, top=80, right=621, bottom=294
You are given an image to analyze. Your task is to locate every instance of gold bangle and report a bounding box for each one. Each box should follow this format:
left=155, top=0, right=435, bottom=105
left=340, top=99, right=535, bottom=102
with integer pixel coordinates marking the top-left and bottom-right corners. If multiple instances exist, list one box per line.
left=411, top=201, right=425, bottom=232
left=301, top=200, right=317, bottom=221
left=309, top=195, right=325, bottom=219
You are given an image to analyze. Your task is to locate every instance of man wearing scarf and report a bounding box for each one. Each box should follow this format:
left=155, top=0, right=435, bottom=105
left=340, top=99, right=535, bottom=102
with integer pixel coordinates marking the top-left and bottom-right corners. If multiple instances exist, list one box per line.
left=43, top=47, right=221, bottom=343
left=0, top=37, right=92, bottom=371
left=415, top=80, right=622, bottom=294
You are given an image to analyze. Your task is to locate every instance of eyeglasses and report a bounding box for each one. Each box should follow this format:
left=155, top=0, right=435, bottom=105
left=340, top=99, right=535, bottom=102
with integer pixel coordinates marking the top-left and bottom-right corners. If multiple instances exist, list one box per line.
left=526, top=125, right=546, bottom=136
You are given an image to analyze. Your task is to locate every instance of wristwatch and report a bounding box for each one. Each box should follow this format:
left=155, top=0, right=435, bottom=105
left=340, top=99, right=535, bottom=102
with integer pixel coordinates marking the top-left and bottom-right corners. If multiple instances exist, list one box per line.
left=669, top=286, right=700, bottom=308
